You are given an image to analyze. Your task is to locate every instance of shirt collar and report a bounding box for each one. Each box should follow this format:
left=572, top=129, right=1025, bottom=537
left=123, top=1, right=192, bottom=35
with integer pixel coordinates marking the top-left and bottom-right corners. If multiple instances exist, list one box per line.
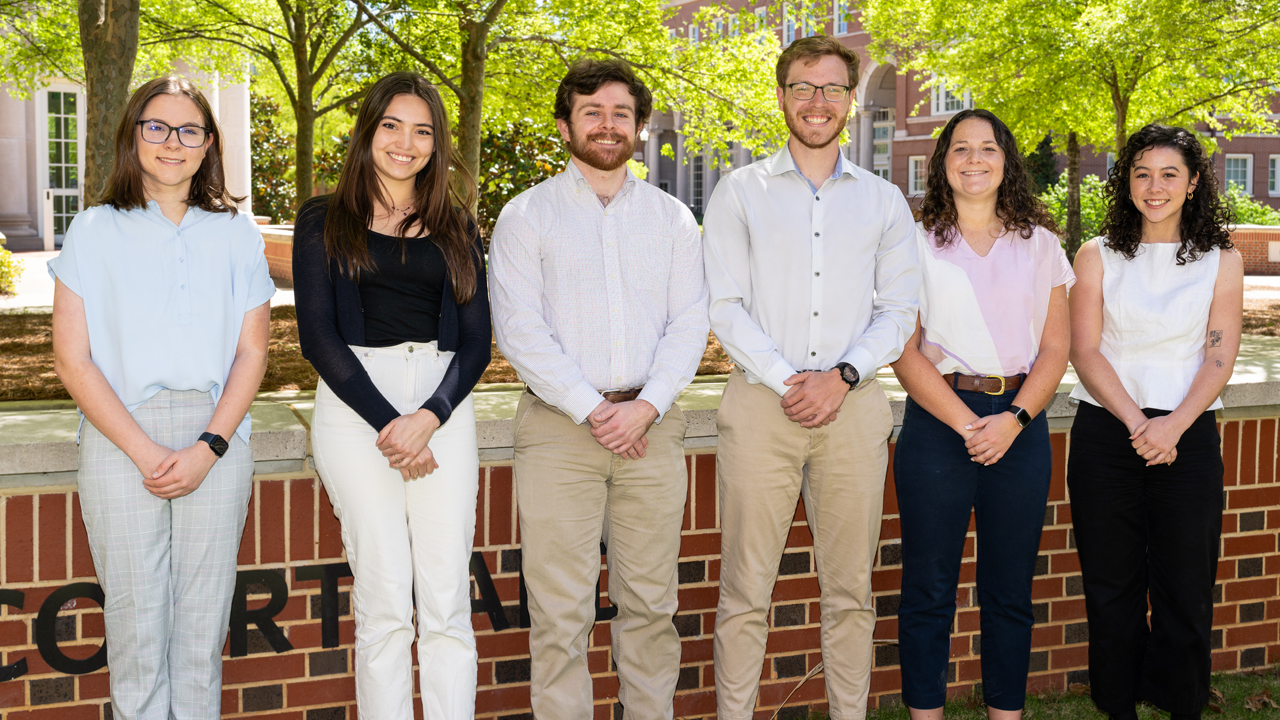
left=563, top=156, right=639, bottom=200
left=766, top=142, right=857, bottom=190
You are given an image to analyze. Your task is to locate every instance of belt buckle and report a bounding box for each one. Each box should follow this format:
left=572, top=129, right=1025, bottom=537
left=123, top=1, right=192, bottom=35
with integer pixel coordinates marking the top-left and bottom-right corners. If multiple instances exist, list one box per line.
left=985, top=375, right=1005, bottom=396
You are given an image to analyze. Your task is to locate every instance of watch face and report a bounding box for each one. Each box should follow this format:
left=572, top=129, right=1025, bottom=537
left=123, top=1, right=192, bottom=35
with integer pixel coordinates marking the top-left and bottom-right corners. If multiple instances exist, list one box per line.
left=841, top=365, right=858, bottom=385
left=212, top=436, right=229, bottom=455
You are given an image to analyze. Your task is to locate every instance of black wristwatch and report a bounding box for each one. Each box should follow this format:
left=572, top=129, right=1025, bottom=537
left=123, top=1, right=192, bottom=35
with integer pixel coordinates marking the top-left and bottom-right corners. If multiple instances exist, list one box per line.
left=835, top=362, right=860, bottom=388
left=1008, top=406, right=1033, bottom=429
left=199, top=432, right=229, bottom=458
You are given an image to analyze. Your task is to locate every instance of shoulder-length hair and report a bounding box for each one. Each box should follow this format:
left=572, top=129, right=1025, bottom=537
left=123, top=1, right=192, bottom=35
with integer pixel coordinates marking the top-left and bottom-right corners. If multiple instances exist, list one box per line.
left=98, top=76, right=242, bottom=214
left=916, top=108, right=1058, bottom=246
left=1100, top=124, right=1233, bottom=265
left=312, top=72, right=479, bottom=304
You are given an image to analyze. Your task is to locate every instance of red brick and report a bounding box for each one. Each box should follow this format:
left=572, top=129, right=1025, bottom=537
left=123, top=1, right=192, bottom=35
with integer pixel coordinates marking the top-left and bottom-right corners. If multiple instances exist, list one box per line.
left=490, top=466, right=513, bottom=546
left=476, top=628, right=531, bottom=659
left=681, top=638, right=713, bottom=663
left=1039, top=529, right=1068, bottom=552
left=1242, top=420, right=1259, bottom=485
left=1052, top=598, right=1087, bottom=622
left=1270, top=509, right=1280, bottom=529
left=0, top=619, right=25, bottom=644
left=1214, top=605, right=1237, bottom=626
left=1223, top=422, right=1240, bottom=486
left=1267, top=555, right=1280, bottom=576
left=6, top=495, right=34, bottom=583
left=318, top=483, right=344, bottom=559
left=785, top=524, right=813, bottom=549
left=1225, top=534, right=1277, bottom=557
left=286, top=676, right=356, bottom=706
left=1049, top=433, right=1067, bottom=501
left=475, top=469, right=488, bottom=545
left=680, top=533, right=722, bottom=557
left=70, top=495, right=94, bottom=579
left=222, top=653, right=305, bottom=684
left=764, top=627, right=821, bottom=654
left=7, top=648, right=51, bottom=675
left=1261, top=419, right=1276, bottom=484
left=883, top=446, right=898, bottom=515
left=238, top=487, right=258, bottom=566
left=1031, top=624, right=1062, bottom=647
left=222, top=688, right=238, bottom=713
left=1224, top=513, right=1239, bottom=534
left=7, top=706, right=102, bottom=720
left=0, top=681, right=25, bottom=708
left=695, top=454, right=717, bottom=530
left=81, top=612, right=104, bottom=639
left=771, top=577, right=820, bottom=603
left=1032, top=577, right=1063, bottom=600
left=1226, top=578, right=1278, bottom=602
left=1050, top=552, right=1081, bottom=575
left=879, top=517, right=901, bottom=540
left=290, top=478, right=316, bottom=562
left=871, top=568, right=902, bottom=593
left=1055, top=503, right=1073, bottom=525
left=1226, top=623, right=1278, bottom=647
left=1052, top=645, right=1089, bottom=669
left=957, top=609, right=980, bottom=632
left=78, top=671, right=110, bottom=699
left=956, top=657, right=982, bottom=681
left=674, top=689, right=717, bottom=717
left=259, top=481, right=286, bottom=564
left=1212, top=650, right=1238, bottom=671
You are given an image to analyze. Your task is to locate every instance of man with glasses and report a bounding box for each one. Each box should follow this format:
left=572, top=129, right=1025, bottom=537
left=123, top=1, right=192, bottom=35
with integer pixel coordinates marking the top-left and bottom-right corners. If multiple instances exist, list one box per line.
left=703, top=36, right=919, bottom=719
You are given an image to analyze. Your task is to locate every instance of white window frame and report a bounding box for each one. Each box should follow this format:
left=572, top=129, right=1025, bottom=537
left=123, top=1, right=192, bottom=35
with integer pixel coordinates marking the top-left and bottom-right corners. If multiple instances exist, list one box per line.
left=1270, top=155, right=1279, bottom=196
left=835, top=0, right=849, bottom=35
left=783, top=6, right=796, bottom=44
left=688, top=23, right=699, bottom=42
left=754, top=6, right=767, bottom=31
left=930, top=76, right=972, bottom=115
left=35, top=82, right=86, bottom=242
left=909, top=156, right=928, bottom=196
left=1225, top=154, right=1253, bottom=196
left=692, top=154, right=706, bottom=213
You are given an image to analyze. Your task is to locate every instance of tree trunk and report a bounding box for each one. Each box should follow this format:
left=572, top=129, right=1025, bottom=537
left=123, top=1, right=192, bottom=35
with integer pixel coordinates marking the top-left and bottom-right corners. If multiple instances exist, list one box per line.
left=454, top=18, right=489, bottom=210
left=1066, top=131, right=1082, bottom=260
left=1114, top=99, right=1128, bottom=163
left=78, top=0, right=140, bottom=205
left=291, top=3, right=315, bottom=209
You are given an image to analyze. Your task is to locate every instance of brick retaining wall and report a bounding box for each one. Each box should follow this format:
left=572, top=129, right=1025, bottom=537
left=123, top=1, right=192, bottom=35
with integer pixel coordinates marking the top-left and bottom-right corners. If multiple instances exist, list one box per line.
left=2, top=420, right=1278, bottom=719
left=1231, top=225, right=1280, bottom=276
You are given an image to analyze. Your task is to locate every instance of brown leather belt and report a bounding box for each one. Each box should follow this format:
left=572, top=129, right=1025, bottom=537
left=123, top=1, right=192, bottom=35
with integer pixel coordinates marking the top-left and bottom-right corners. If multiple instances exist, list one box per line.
left=527, top=386, right=644, bottom=404
left=942, top=373, right=1024, bottom=395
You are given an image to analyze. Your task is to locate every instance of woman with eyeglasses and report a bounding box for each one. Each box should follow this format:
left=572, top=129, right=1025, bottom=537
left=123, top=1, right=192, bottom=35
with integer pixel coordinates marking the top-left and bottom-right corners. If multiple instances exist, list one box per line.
left=1068, top=124, right=1240, bottom=720
left=293, top=72, right=489, bottom=719
left=49, top=77, right=273, bottom=720
left=889, top=108, right=1072, bottom=718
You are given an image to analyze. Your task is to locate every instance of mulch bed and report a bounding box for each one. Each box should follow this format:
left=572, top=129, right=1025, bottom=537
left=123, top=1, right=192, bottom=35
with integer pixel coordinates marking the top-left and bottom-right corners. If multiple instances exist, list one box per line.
left=0, top=306, right=737, bottom=402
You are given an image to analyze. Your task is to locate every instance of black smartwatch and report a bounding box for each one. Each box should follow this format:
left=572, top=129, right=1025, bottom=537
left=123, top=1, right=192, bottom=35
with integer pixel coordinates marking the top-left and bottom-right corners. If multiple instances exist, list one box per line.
left=199, top=432, right=229, bottom=458
left=835, top=362, right=860, bottom=389
left=1008, top=406, right=1033, bottom=429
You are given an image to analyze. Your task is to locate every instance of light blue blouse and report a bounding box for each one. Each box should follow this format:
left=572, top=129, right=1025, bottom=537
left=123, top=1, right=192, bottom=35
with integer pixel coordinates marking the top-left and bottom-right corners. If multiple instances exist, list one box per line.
left=48, top=202, right=275, bottom=443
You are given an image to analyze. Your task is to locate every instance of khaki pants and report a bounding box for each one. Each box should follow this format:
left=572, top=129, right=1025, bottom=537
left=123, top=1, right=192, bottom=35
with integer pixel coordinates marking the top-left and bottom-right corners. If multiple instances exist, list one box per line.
left=713, top=370, right=893, bottom=720
left=514, top=392, right=688, bottom=720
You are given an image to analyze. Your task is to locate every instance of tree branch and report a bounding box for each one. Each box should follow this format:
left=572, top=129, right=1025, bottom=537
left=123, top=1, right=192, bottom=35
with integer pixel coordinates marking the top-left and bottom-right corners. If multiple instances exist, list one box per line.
left=348, top=0, right=462, bottom=96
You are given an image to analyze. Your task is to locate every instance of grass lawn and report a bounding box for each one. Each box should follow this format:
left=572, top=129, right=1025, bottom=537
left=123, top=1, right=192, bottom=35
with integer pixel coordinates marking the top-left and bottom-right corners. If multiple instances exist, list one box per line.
left=0, top=305, right=737, bottom=401
left=792, top=666, right=1280, bottom=720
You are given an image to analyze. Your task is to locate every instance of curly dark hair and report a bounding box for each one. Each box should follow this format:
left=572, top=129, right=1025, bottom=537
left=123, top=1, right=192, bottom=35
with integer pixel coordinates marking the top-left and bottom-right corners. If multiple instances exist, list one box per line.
left=916, top=108, right=1059, bottom=247
left=1100, top=124, right=1233, bottom=265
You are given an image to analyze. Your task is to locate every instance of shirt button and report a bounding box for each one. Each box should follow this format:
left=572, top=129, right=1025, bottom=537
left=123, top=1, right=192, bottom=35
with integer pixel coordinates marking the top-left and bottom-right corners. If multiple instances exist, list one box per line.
left=179, top=257, right=184, bottom=263
left=813, top=312, right=819, bottom=316
left=815, top=272, right=821, bottom=277
left=180, top=284, right=186, bottom=289
left=815, top=196, right=821, bottom=201
left=814, top=232, right=820, bottom=237
left=811, top=351, right=817, bottom=357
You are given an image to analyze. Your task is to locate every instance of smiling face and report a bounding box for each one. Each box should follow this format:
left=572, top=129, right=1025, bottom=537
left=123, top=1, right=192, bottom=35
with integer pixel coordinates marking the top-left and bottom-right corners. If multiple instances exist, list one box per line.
left=370, top=93, right=435, bottom=192
left=557, top=81, right=638, bottom=172
left=776, top=54, right=853, bottom=150
left=944, top=117, right=1005, bottom=203
left=1129, top=145, right=1198, bottom=230
left=136, top=93, right=212, bottom=199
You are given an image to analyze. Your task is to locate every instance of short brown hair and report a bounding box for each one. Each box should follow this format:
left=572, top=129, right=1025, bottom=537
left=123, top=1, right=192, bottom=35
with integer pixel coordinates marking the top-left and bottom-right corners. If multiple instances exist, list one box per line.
left=775, top=36, right=860, bottom=89
left=98, top=76, right=242, bottom=214
left=554, top=58, right=653, bottom=127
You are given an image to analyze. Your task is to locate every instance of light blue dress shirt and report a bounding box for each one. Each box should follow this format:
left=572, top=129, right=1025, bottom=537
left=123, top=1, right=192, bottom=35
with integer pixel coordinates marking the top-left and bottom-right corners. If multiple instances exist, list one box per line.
left=48, top=202, right=275, bottom=443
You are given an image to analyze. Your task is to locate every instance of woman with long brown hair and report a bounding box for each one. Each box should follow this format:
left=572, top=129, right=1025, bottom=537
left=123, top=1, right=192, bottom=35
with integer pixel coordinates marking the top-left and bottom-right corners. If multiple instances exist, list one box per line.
left=49, top=76, right=273, bottom=719
left=889, top=108, right=1072, bottom=717
left=292, top=71, right=490, bottom=719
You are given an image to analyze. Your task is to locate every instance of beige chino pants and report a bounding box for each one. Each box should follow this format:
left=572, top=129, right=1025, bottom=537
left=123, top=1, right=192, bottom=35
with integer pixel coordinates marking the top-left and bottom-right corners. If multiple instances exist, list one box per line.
left=713, top=369, right=893, bottom=720
left=514, top=392, right=688, bottom=720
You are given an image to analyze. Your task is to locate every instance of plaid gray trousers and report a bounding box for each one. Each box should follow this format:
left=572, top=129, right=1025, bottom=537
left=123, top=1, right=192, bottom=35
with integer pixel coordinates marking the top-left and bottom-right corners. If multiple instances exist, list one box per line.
left=78, top=389, right=253, bottom=720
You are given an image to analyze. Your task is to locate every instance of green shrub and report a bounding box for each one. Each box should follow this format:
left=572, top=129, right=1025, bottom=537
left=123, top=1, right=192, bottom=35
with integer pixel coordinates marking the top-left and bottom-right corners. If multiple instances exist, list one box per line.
left=0, top=247, right=23, bottom=296
left=1225, top=182, right=1280, bottom=225
left=250, top=92, right=297, bottom=224
left=1038, top=173, right=1109, bottom=242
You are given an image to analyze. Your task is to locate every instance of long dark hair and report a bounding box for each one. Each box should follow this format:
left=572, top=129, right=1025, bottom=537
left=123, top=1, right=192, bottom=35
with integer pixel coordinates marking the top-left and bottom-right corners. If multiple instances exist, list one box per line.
left=316, top=72, right=479, bottom=303
left=98, top=76, right=242, bottom=213
left=1100, top=124, right=1233, bottom=265
left=916, top=108, right=1058, bottom=246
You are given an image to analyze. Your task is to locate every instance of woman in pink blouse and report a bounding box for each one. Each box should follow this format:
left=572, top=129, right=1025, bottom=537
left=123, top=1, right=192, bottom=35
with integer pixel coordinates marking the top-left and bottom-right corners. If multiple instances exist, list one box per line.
left=889, top=108, right=1072, bottom=718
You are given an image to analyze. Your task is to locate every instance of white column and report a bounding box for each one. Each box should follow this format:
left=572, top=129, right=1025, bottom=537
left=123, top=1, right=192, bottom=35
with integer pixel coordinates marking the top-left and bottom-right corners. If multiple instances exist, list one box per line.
left=0, top=86, right=36, bottom=238
left=674, top=112, right=687, bottom=205
left=219, top=78, right=252, bottom=213
left=846, top=113, right=860, bottom=163
left=858, top=108, right=875, bottom=171
left=645, top=121, right=660, bottom=186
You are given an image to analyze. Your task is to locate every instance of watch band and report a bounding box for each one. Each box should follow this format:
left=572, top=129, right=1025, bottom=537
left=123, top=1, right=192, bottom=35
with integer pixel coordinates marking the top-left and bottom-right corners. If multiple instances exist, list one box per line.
left=835, top=362, right=859, bottom=388
left=1008, top=406, right=1033, bottom=429
left=198, top=432, right=229, bottom=458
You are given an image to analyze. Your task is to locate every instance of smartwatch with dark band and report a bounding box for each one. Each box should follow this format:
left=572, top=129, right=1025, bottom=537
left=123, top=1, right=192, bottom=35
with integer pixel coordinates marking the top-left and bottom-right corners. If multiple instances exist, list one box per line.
left=1008, top=405, right=1033, bottom=429
left=199, top=432, right=229, bottom=458
left=835, top=362, right=860, bottom=389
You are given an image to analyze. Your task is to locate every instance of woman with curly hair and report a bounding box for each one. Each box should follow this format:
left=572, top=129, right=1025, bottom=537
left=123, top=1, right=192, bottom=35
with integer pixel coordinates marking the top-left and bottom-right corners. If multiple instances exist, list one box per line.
left=889, top=108, right=1072, bottom=718
left=1068, top=124, right=1240, bottom=720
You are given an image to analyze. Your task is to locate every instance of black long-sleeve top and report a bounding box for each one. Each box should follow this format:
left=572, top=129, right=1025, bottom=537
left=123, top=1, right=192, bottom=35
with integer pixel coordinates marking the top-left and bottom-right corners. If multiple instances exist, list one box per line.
left=293, top=195, right=491, bottom=431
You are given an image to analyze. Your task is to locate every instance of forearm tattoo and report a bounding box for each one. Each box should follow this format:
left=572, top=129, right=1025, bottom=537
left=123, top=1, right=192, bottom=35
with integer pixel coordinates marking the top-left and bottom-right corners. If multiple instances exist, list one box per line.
left=1209, top=330, right=1222, bottom=348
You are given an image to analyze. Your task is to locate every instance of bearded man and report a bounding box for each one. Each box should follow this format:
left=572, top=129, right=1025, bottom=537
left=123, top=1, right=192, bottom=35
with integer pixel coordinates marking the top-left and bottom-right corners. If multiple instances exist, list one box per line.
left=702, top=36, right=920, bottom=720
left=490, top=58, right=709, bottom=720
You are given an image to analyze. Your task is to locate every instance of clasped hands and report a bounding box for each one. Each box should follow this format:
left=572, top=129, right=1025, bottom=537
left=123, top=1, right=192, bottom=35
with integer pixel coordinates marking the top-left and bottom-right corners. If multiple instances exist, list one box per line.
left=959, top=412, right=1023, bottom=466
left=1129, top=414, right=1180, bottom=466
left=781, top=369, right=847, bottom=427
left=589, top=398, right=658, bottom=460
left=377, top=408, right=442, bottom=481
left=134, top=440, right=220, bottom=500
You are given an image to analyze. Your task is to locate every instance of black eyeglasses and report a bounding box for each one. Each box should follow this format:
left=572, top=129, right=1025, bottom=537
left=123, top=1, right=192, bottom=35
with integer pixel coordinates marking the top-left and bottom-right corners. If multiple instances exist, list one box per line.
left=786, top=83, right=852, bottom=102
left=136, top=120, right=210, bottom=148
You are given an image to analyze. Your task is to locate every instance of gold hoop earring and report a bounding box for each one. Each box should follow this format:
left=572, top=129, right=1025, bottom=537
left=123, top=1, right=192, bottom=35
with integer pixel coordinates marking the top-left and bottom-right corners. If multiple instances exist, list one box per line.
left=1187, top=190, right=1194, bottom=200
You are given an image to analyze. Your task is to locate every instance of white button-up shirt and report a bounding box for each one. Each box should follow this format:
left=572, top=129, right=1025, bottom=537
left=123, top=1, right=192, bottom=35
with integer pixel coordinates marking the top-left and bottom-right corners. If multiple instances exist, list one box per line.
left=490, top=160, right=710, bottom=425
left=702, top=145, right=921, bottom=397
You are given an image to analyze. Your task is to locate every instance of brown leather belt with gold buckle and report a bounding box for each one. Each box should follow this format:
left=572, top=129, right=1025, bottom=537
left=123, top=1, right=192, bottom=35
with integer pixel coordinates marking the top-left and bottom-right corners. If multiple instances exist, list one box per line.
left=942, top=373, right=1025, bottom=395
left=527, top=386, right=644, bottom=404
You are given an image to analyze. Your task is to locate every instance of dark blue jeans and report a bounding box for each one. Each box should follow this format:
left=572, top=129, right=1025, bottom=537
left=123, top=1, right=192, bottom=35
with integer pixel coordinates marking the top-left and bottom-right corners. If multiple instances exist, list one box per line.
left=894, top=391, right=1052, bottom=710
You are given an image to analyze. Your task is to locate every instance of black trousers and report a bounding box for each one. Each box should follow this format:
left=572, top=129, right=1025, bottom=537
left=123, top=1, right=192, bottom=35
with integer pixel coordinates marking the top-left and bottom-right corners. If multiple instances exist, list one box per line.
left=1067, top=401, right=1223, bottom=714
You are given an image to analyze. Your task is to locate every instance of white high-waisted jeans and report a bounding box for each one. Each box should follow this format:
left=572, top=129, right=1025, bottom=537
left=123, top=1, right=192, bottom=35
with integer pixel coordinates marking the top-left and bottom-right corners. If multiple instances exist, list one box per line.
left=312, top=341, right=479, bottom=720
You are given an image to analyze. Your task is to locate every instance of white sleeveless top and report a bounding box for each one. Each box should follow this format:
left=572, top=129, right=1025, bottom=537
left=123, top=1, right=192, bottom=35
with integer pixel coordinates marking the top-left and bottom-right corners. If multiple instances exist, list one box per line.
left=1070, top=240, right=1222, bottom=412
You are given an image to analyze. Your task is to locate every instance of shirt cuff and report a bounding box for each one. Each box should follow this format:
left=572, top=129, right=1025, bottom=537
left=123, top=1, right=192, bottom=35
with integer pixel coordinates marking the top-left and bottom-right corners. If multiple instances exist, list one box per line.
left=559, top=381, right=608, bottom=425
left=843, top=347, right=878, bottom=388
left=760, top=361, right=797, bottom=398
left=638, top=378, right=678, bottom=424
